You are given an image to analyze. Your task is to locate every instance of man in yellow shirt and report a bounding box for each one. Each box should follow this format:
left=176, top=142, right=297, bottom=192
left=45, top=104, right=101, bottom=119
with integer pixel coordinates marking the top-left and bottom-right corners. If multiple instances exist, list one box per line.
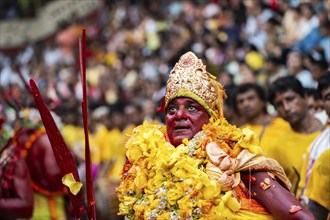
left=267, top=76, right=323, bottom=195
left=302, top=71, right=330, bottom=219
left=233, top=83, right=291, bottom=152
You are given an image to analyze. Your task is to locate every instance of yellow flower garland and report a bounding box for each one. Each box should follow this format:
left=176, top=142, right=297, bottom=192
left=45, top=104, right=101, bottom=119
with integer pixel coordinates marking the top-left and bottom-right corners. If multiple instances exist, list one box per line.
left=117, top=118, right=262, bottom=219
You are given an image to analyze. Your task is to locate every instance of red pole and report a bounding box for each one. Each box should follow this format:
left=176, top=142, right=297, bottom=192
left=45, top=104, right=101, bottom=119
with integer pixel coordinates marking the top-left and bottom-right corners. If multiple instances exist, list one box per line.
left=79, top=28, right=96, bottom=220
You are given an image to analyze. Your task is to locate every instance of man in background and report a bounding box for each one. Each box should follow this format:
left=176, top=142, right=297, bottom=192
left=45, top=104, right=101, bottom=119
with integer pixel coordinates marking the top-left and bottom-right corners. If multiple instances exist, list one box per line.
left=267, top=76, right=323, bottom=195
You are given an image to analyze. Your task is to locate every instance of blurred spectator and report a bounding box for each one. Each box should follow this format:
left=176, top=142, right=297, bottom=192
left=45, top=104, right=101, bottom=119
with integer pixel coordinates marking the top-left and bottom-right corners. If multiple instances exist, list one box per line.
left=305, top=88, right=323, bottom=116
left=222, top=83, right=244, bottom=127
left=286, top=49, right=316, bottom=88
left=217, top=71, right=234, bottom=87
left=299, top=71, right=330, bottom=219
left=233, top=83, right=290, bottom=153
left=293, top=19, right=330, bottom=55
left=267, top=76, right=323, bottom=195
left=305, top=50, right=329, bottom=83
left=281, top=5, right=304, bottom=47
left=305, top=87, right=328, bottom=125
left=237, top=60, right=257, bottom=85
left=242, top=1, right=274, bottom=53
left=262, top=16, right=283, bottom=58
left=298, top=3, right=319, bottom=40
left=263, top=56, right=288, bottom=86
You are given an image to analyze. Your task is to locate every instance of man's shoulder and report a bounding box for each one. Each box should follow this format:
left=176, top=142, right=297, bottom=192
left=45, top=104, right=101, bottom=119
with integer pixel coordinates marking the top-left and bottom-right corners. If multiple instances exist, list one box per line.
left=271, top=117, right=291, bottom=128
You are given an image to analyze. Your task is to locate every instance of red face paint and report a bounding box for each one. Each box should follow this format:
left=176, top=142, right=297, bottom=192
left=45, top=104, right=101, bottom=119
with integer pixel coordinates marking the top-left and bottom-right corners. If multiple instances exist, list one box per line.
left=165, top=97, right=210, bottom=147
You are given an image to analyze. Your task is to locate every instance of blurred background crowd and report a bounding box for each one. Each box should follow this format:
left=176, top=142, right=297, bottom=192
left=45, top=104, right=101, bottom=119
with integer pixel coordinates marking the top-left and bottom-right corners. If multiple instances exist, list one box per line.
left=0, top=0, right=329, bottom=219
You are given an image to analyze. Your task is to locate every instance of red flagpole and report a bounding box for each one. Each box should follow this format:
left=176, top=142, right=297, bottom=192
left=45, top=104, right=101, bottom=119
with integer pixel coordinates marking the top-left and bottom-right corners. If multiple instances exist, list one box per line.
left=79, top=28, right=96, bottom=220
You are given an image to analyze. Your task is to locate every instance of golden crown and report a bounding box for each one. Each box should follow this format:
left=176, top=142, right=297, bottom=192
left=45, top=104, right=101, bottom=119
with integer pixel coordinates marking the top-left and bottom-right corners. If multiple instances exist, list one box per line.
left=165, top=51, right=225, bottom=119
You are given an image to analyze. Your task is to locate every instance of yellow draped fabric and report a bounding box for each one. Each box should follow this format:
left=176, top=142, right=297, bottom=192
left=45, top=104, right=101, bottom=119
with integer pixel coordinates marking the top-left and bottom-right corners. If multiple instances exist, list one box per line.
left=305, top=148, right=330, bottom=210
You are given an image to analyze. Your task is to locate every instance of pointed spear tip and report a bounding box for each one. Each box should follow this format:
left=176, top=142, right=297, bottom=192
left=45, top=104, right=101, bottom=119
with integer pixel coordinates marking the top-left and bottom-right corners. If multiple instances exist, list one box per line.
left=29, top=78, right=35, bottom=85
left=29, top=79, right=39, bottom=96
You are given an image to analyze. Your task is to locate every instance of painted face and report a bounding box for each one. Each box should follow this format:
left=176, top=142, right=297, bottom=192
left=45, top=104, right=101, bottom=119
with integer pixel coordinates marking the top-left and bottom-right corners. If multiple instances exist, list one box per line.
left=165, top=97, right=210, bottom=147
left=235, top=89, right=264, bottom=119
left=321, top=86, right=330, bottom=117
left=273, top=90, right=307, bottom=126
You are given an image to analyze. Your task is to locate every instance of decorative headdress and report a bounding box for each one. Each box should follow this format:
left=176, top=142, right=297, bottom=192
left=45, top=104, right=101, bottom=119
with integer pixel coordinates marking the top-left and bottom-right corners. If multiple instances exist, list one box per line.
left=165, top=51, right=226, bottom=119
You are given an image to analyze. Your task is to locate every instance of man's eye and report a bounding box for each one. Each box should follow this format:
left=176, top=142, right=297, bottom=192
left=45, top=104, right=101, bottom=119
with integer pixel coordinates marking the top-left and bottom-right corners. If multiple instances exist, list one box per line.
left=236, top=99, right=243, bottom=104
left=168, top=106, right=177, bottom=113
left=187, top=106, right=197, bottom=111
left=286, top=97, right=295, bottom=103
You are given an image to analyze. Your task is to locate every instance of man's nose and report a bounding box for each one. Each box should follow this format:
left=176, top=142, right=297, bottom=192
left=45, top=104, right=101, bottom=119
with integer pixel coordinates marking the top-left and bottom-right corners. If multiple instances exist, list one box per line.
left=176, top=107, right=187, bottom=119
left=240, top=99, right=250, bottom=108
left=282, top=101, right=290, bottom=111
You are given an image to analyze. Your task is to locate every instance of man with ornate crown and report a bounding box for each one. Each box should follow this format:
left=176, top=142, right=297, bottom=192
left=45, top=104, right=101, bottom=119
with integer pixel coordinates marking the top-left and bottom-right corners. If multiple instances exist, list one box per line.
left=116, top=52, right=314, bottom=219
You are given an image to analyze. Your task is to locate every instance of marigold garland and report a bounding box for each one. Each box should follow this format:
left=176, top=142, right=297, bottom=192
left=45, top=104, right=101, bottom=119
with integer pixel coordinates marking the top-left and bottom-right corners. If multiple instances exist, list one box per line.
left=117, top=119, right=262, bottom=219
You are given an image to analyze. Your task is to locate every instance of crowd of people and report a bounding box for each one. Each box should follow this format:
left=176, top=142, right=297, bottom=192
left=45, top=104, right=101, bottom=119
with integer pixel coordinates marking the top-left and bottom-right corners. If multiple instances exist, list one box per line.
left=0, top=0, right=329, bottom=219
